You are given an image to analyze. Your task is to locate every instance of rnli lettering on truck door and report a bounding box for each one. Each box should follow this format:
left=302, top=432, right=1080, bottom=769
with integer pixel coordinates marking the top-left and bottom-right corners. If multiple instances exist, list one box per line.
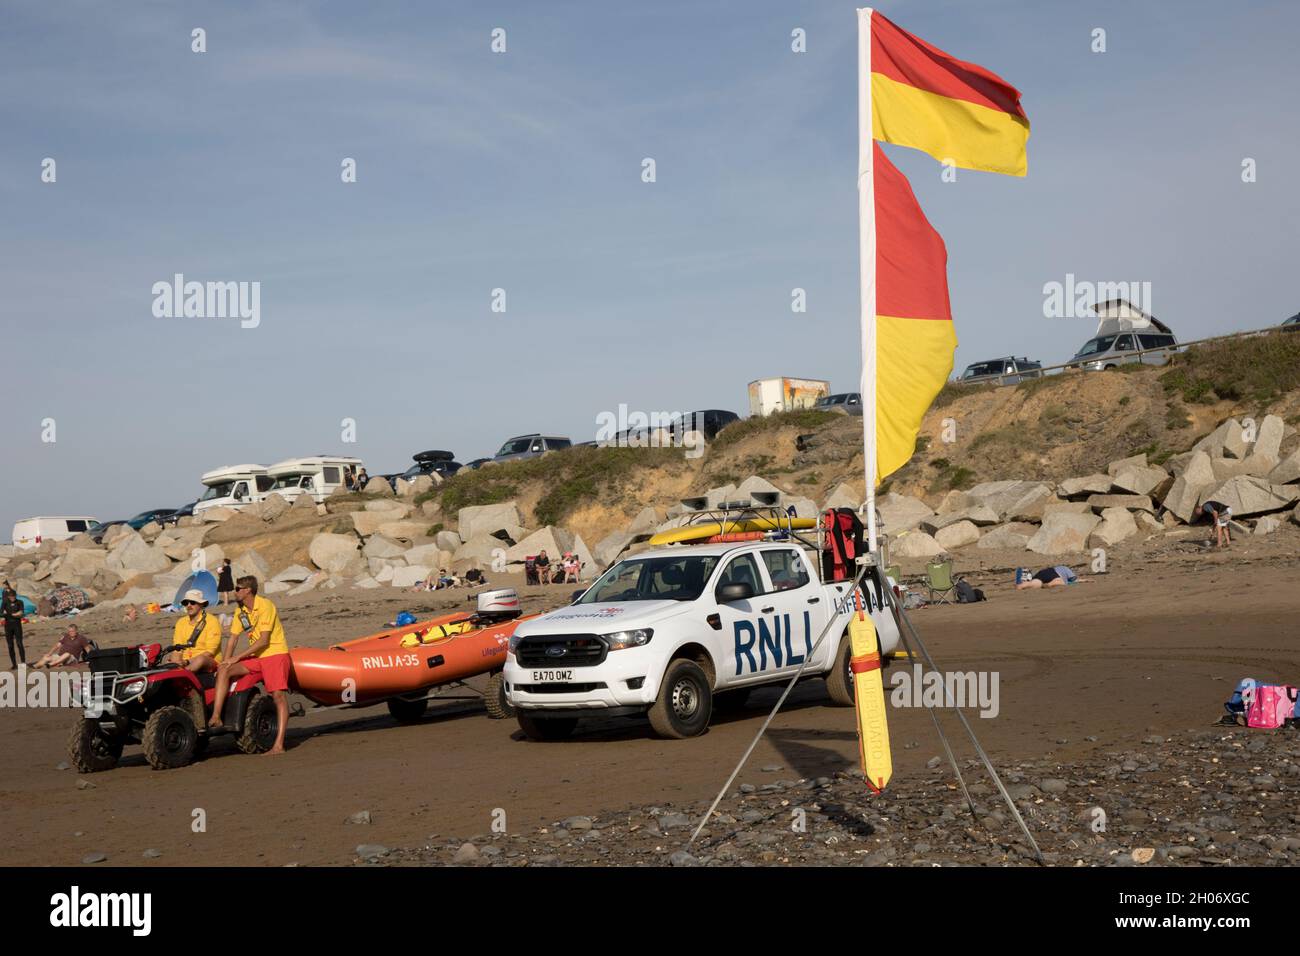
left=733, top=611, right=813, bottom=675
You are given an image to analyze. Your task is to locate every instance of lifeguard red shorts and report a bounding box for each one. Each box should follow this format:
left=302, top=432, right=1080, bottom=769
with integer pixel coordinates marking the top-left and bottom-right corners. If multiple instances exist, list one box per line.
left=242, top=653, right=291, bottom=693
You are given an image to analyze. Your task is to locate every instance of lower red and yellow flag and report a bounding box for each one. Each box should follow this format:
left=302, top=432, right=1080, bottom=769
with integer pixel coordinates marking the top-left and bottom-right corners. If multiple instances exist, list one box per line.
left=872, top=141, right=957, bottom=485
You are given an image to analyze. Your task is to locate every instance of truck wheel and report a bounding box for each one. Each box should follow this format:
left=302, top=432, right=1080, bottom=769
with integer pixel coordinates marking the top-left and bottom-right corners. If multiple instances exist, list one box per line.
left=67, top=716, right=124, bottom=773
left=483, top=672, right=515, bottom=720
left=142, top=705, right=199, bottom=770
left=237, top=693, right=280, bottom=753
left=516, top=712, right=577, bottom=741
left=386, top=695, right=428, bottom=724
left=648, top=659, right=712, bottom=739
left=825, top=637, right=855, bottom=707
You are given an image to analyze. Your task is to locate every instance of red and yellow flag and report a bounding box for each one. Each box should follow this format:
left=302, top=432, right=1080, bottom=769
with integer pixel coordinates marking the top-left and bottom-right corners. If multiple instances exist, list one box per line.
left=870, top=10, right=1029, bottom=176
left=871, top=141, right=956, bottom=484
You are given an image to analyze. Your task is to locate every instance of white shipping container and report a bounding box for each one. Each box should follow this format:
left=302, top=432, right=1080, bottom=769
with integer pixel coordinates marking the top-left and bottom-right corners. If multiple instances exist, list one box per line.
left=747, top=377, right=830, bottom=417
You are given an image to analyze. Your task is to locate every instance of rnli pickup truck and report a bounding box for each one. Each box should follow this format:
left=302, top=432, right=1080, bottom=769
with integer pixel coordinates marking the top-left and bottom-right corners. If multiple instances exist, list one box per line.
left=503, top=538, right=900, bottom=740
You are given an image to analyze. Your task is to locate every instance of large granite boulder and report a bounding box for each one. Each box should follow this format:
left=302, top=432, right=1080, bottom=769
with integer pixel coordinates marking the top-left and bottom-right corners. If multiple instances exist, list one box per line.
left=1161, top=450, right=1215, bottom=523
left=1027, top=512, right=1101, bottom=554
left=1196, top=476, right=1299, bottom=518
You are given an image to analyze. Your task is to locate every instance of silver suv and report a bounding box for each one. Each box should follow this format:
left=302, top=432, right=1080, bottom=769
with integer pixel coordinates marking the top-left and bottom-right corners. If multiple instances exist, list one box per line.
left=1069, top=331, right=1179, bottom=371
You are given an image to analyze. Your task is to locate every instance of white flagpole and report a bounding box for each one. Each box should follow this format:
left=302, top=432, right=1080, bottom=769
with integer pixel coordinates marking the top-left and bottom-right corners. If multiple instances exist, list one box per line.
left=857, top=7, right=879, bottom=554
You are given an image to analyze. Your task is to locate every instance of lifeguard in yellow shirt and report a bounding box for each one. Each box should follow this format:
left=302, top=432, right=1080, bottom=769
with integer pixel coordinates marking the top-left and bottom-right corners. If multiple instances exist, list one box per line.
left=168, top=588, right=224, bottom=673
left=208, top=576, right=291, bottom=755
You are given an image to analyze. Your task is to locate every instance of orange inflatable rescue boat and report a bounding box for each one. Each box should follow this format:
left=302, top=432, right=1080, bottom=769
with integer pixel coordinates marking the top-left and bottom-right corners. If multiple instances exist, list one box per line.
left=288, top=588, right=532, bottom=721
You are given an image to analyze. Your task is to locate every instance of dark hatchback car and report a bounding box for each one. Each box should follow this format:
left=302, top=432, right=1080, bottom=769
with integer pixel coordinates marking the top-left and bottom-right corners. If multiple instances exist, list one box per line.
left=671, top=409, right=740, bottom=442
left=125, top=509, right=178, bottom=530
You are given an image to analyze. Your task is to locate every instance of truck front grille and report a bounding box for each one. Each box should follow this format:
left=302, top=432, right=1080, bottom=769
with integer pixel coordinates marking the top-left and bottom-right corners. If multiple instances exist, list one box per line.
left=515, top=635, right=607, bottom=668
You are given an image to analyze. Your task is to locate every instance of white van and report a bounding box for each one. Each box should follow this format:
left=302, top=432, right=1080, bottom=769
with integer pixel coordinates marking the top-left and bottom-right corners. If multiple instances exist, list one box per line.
left=192, top=465, right=274, bottom=516
left=12, top=516, right=99, bottom=549
left=266, top=456, right=363, bottom=505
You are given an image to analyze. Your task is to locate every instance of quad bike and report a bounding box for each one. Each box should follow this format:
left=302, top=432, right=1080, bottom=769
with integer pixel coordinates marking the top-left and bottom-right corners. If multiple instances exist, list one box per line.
left=68, top=643, right=280, bottom=772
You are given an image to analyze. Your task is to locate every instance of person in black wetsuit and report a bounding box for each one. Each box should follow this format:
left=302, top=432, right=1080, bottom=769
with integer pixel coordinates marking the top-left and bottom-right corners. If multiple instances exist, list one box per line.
left=2, top=588, right=25, bottom=668
left=217, top=558, right=235, bottom=606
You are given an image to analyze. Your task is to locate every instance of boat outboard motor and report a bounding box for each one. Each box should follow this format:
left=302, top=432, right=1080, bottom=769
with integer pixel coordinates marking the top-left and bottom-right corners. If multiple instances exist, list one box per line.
left=475, top=587, right=522, bottom=623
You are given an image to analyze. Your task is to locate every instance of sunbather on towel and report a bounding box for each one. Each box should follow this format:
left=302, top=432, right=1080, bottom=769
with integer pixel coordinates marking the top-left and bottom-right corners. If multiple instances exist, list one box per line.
left=1015, top=566, right=1080, bottom=590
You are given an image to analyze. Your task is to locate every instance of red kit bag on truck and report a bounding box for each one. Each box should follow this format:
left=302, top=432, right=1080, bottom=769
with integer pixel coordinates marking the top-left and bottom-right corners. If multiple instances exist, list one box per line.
left=821, top=508, right=864, bottom=583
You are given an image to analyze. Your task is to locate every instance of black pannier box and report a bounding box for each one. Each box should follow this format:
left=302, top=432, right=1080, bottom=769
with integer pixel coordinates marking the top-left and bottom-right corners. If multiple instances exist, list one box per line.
left=86, top=647, right=145, bottom=675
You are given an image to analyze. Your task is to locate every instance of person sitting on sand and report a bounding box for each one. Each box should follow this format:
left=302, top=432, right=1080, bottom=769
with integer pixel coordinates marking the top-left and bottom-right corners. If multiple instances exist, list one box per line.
left=208, top=576, right=290, bottom=754
left=167, top=589, right=224, bottom=673
left=535, top=550, right=551, bottom=582
left=1015, top=566, right=1081, bottom=590
left=32, top=623, right=94, bottom=668
left=1200, top=499, right=1232, bottom=549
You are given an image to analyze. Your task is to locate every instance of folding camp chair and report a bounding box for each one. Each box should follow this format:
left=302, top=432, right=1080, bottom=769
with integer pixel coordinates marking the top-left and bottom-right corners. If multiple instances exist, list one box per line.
left=926, top=558, right=957, bottom=605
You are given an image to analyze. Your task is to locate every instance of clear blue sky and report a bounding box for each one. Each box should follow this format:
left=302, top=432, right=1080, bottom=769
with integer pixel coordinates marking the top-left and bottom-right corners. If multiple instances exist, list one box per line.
left=2, top=0, right=1297, bottom=536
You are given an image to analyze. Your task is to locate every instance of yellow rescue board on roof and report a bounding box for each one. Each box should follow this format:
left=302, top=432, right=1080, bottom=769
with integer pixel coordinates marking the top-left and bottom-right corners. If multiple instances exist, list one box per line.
left=849, top=610, right=893, bottom=792
left=647, top=517, right=818, bottom=547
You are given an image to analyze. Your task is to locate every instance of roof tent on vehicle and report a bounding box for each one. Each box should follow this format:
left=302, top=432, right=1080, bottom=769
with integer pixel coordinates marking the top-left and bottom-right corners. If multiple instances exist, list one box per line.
left=1091, top=299, right=1173, bottom=337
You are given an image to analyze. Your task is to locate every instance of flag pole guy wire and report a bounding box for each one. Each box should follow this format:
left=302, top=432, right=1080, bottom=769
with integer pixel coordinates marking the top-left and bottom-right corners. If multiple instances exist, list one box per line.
left=689, top=564, right=870, bottom=844
left=891, top=592, right=1044, bottom=863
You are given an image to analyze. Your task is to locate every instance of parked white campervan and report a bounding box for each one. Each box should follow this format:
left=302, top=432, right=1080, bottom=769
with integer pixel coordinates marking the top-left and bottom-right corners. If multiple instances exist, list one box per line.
left=192, top=465, right=274, bottom=515
left=266, top=456, right=363, bottom=505
left=12, top=516, right=99, bottom=549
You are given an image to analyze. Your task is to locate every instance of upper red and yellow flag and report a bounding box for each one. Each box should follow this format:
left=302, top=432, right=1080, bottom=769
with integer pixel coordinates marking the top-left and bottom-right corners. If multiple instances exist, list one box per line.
left=869, top=10, right=1029, bottom=176
left=872, top=141, right=956, bottom=484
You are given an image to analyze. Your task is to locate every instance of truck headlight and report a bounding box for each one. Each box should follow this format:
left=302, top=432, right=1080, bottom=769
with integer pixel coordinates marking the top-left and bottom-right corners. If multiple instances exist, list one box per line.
left=604, top=629, right=653, bottom=651
left=508, top=634, right=522, bottom=655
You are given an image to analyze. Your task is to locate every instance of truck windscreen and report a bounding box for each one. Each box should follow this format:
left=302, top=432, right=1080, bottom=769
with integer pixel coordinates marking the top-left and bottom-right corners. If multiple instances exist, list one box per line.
left=578, top=555, right=721, bottom=604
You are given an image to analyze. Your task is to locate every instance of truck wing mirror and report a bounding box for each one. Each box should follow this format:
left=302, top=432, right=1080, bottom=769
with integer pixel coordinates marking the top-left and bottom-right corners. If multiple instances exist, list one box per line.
left=717, top=582, right=754, bottom=603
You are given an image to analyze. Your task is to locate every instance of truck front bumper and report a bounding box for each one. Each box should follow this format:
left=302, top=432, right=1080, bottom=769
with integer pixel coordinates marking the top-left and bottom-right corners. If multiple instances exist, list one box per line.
left=503, top=652, right=659, bottom=712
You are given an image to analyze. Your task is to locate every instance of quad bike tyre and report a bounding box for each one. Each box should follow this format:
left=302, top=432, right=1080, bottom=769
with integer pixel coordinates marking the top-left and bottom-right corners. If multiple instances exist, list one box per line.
left=143, top=705, right=199, bottom=770
left=483, top=671, right=514, bottom=719
left=67, top=715, right=125, bottom=773
left=237, top=692, right=280, bottom=753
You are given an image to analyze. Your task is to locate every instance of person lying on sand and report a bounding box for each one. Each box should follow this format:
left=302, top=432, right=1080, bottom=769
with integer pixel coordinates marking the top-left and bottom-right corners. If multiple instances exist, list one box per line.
left=1015, top=566, right=1085, bottom=590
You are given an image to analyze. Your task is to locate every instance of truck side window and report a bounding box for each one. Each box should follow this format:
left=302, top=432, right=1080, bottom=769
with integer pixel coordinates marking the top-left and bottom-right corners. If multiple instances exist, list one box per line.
left=718, top=554, right=762, bottom=595
left=760, top=550, right=810, bottom=591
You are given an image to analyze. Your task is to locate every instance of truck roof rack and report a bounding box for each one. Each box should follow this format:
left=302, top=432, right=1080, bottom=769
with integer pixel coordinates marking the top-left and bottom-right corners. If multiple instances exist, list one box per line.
left=664, top=497, right=823, bottom=550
